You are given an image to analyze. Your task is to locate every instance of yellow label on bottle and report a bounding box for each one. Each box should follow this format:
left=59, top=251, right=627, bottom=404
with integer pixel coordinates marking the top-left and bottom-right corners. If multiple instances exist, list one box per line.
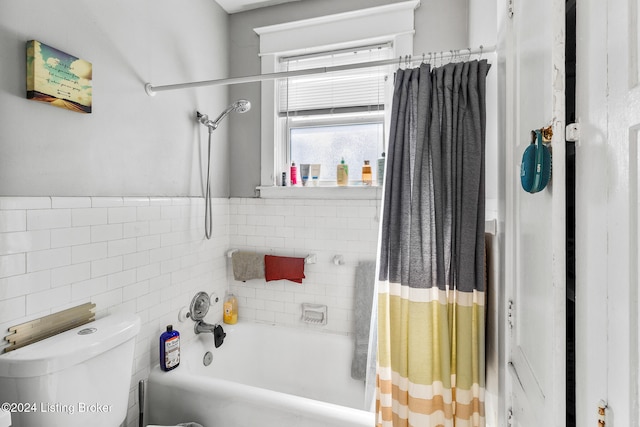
left=223, top=301, right=237, bottom=324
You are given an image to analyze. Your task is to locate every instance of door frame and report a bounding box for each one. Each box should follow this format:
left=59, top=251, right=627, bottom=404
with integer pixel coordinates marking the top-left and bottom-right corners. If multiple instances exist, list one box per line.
left=573, top=0, right=609, bottom=426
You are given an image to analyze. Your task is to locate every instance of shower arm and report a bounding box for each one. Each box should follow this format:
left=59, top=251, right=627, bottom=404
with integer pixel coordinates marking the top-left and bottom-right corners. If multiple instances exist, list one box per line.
left=197, top=100, right=250, bottom=133
left=210, top=105, right=236, bottom=129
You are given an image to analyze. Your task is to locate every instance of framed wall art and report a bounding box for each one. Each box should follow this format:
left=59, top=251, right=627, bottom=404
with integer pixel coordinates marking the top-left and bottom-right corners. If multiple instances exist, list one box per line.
left=26, top=40, right=92, bottom=114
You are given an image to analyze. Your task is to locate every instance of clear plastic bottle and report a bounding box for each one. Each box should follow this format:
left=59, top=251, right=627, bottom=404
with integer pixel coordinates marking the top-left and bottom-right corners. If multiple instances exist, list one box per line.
left=159, top=325, right=180, bottom=371
left=223, top=293, right=238, bottom=324
left=362, top=160, right=372, bottom=186
left=377, top=152, right=386, bottom=186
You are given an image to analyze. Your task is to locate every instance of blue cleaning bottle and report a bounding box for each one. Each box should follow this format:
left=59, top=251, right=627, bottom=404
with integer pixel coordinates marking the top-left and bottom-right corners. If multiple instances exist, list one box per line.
left=159, top=325, right=180, bottom=371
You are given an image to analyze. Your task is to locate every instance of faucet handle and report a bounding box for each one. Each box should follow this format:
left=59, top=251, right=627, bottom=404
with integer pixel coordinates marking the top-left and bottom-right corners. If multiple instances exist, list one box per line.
left=214, top=324, right=226, bottom=348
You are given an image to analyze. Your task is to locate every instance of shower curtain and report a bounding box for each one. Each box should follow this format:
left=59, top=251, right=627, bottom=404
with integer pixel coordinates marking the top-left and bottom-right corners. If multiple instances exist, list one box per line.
left=376, top=59, right=489, bottom=427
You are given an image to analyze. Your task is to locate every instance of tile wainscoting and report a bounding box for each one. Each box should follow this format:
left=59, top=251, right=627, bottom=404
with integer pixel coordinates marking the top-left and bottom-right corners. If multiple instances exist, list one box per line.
left=228, top=197, right=381, bottom=336
left=0, top=194, right=382, bottom=425
left=0, top=196, right=229, bottom=426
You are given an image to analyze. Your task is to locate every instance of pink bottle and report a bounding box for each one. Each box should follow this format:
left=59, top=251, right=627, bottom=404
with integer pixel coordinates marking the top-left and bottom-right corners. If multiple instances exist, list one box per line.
left=290, top=162, right=298, bottom=185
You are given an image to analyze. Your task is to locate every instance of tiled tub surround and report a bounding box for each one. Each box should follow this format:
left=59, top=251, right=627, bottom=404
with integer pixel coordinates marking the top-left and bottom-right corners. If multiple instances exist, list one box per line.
left=0, top=196, right=229, bottom=427
left=228, top=197, right=381, bottom=336
left=0, top=195, right=381, bottom=425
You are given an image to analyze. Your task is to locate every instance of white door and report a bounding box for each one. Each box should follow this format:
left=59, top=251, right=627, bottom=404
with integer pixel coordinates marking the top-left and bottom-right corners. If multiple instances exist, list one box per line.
left=574, top=0, right=640, bottom=425
left=503, top=0, right=566, bottom=425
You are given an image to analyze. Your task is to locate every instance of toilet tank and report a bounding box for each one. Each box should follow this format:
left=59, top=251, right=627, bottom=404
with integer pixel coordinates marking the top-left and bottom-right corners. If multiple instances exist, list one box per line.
left=0, top=313, right=141, bottom=427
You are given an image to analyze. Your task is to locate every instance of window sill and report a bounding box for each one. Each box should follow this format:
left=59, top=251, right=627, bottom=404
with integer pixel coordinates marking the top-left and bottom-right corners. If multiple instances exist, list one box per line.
left=256, top=185, right=383, bottom=200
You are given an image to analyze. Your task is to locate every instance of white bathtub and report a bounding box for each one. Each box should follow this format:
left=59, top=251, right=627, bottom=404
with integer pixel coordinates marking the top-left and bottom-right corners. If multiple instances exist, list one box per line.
left=147, top=321, right=375, bottom=427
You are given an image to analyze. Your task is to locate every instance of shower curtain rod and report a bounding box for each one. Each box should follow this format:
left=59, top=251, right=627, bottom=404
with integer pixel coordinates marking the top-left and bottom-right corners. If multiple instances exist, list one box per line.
left=144, top=44, right=496, bottom=96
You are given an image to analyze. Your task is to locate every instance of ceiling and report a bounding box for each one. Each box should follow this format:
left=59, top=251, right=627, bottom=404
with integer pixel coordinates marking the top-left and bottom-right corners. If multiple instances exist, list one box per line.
left=215, top=0, right=302, bottom=14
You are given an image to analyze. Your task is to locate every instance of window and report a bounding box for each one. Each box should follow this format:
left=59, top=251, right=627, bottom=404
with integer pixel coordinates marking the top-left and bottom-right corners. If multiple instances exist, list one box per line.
left=254, top=0, right=418, bottom=190
left=289, top=117, right=384, bottom=182
left=278, top=45, right=391, bottom=184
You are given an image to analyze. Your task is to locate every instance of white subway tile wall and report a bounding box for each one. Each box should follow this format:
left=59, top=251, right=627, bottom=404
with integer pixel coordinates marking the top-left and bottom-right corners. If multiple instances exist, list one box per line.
left=228, top=197, right=381, bottom=336
left=0, top=195, right=381, bottom=426
left=0, top=196, right=229, bottom=427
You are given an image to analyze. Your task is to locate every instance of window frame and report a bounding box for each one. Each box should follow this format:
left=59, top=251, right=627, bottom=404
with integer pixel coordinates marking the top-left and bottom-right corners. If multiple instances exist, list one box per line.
left=254, top=1, right=418, bottom=191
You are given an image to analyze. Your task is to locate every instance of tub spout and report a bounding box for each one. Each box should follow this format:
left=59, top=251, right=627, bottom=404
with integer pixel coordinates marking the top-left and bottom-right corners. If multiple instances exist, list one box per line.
left=194, top=321, right=226, bottom=348
left=194, top=320, right=217, bottom=334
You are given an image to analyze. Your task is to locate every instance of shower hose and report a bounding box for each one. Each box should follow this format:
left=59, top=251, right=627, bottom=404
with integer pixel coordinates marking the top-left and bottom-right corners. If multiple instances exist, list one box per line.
left=204, top=130, right=213, bottom=240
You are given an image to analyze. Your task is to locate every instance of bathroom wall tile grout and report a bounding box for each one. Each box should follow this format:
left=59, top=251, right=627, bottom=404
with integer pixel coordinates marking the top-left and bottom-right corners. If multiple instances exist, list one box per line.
left=227, top=197, right=380, bottom=337
left=0, top=195, right=380, bottom=426
left=0, top=196, right=230, bottom=427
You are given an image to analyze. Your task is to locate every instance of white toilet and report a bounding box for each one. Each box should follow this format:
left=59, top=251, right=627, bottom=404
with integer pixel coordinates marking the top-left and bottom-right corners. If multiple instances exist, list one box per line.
left=0, top=408, right=10, bottom=427
left=0, top=313, right=140, bottom=427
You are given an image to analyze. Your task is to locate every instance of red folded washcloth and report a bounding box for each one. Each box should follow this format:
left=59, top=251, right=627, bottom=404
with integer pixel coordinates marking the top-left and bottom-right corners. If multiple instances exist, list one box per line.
left=264, top=255, right=306, bottom=284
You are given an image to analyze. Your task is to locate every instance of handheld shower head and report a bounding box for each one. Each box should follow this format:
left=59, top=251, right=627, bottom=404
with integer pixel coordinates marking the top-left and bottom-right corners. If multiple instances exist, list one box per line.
left=197, top=99, right=251, bottom=132
left=232, top=99, right=251, bottom=113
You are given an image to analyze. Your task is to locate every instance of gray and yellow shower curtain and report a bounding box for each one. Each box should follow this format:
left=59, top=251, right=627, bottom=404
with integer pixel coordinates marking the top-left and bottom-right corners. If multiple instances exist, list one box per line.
left=376, top=59, right=489, bottom=427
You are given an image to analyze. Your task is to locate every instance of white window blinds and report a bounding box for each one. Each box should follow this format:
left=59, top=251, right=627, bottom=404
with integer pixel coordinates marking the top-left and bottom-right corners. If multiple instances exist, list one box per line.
left=278, top=44, right=393, bottom=116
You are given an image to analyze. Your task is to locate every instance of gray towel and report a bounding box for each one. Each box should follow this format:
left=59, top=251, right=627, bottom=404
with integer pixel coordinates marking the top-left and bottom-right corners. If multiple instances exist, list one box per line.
left=351, top=260, right=376, bottom=380
left=232, top=251, right=265, bottom=281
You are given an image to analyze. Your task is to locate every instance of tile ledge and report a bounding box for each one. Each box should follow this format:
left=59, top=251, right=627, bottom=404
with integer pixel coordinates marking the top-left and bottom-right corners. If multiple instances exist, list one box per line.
left=256, top=185, right=382, bottom=200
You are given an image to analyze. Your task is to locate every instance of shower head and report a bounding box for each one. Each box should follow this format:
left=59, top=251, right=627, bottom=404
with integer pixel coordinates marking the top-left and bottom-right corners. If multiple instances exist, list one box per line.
left=232, top=99, right=251, bottom=113
left=212, top=99, right=251, bottom=126
left=197, top=99, right=251, bottom=132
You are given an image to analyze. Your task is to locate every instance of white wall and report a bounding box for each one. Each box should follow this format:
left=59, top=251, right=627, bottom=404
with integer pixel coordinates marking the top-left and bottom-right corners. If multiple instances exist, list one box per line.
left=0, top=0, right=230, bottom=197
left=228, top=197, right=380, bottom=336
left=469, top=0, right=498, bottom=48
left=0, top=2, right=233, bottom=427
left=0, top=196, right=229, bottom=427
left=227, top=0, right=470, bottom=197
left=467, top=0, right=499, bottom=215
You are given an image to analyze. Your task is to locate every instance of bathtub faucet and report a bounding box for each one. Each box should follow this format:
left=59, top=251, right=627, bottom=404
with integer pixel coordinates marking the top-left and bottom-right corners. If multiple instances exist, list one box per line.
left=194, top=320, right=226, bottom=348
left=194, top=320, right=216, bottom=334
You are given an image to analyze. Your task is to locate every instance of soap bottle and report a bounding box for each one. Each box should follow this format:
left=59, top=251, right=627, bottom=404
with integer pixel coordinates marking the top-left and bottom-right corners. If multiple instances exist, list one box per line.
left=362, top=160, right=372, bottom=186
left=159, top=325, right=180, bottom=371
left=290, top=162, right=298, bottom=186
left=377, top=152, right=386, bottom=186
left=337, top=157, right=349, bottom=186
left=223, top=293, right=238, bottom=324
